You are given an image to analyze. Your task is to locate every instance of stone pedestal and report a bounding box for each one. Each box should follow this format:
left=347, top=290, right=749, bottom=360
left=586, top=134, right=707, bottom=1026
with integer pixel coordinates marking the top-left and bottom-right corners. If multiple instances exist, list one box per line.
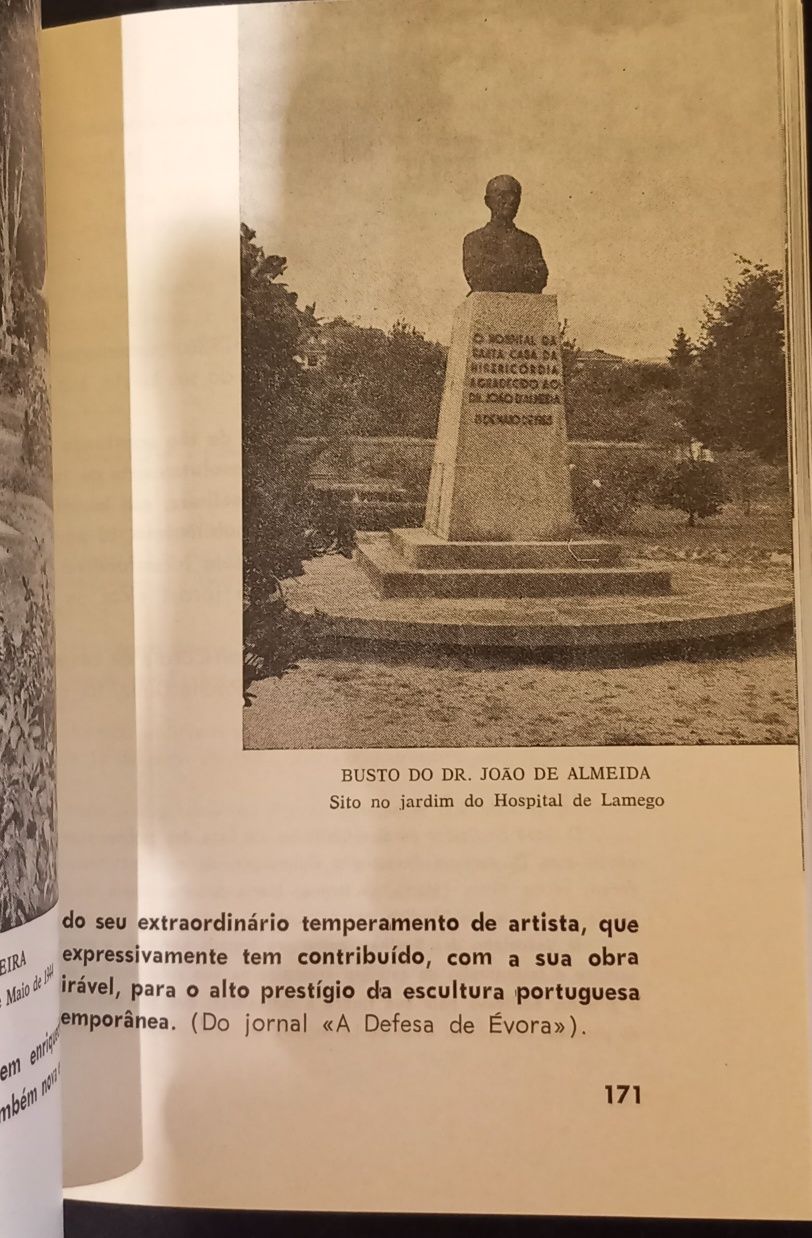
left=425, top=292, right=573, bottom=542
left=356, top=289, right=672, bottom=606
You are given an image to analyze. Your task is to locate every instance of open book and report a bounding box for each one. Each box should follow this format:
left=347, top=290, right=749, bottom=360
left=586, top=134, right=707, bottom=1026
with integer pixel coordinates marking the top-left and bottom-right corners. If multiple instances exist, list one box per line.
left=1, top=0, right=811, bottom=1233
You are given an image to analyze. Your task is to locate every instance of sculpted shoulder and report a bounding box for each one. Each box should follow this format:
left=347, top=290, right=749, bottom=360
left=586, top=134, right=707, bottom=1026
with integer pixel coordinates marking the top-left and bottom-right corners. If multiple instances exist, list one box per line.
left=514, top=226, right=543, bottom=251
left=463, top=226, right=489, bottom=248
left=464, top=224, right=539, bottom=248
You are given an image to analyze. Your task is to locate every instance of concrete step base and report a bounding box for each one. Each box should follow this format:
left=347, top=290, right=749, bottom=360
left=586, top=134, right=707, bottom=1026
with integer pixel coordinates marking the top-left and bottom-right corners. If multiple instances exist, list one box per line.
left=359, top=537, right=671, bottom=599
left=392, top=527, right=621, bottom=570
left=285, top=544, right=793, bottom=653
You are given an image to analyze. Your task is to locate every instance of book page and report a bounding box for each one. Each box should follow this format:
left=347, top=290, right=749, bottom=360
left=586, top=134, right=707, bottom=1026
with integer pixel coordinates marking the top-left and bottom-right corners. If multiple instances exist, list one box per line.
left=0, top=3, right=61, bottom=1236
left=40, top=15, right=143, bottom=1189
left=60, top=0, right=812, bottom=1223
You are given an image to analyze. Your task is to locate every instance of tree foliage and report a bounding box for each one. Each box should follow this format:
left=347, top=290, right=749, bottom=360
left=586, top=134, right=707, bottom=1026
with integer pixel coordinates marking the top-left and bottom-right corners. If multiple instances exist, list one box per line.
left=559, top=318, right=580, bottom=387
left=241, top=224, right=318, bottom=585
left=656, top=459, right=727, bottom=527
left=0, top=555, right=56, bottom=930
left=565, top=359, right=687, bottom=443
left=668, top=326, right=696, bottom=370
left=0, top=0, right=46, bottom=362
left=571, top=457, right=653, bottom=534
left=241, top=226, right=357, bottom=698
left=242, top=225, right=317, bottom=694
left=687, top=258, right=786, bottom=463
left=311, top=316, right=447, bottom=439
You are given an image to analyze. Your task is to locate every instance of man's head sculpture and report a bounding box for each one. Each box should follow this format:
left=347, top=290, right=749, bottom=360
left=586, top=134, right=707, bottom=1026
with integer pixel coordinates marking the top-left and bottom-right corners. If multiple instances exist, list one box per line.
left=463, top=174, right=548, bottom=294
left=484, top=174, right=523, bottom=224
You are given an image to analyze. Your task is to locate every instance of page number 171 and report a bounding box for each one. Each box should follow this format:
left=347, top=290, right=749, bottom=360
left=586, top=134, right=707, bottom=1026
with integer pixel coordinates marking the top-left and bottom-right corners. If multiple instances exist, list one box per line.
left=604, top=1084, right=641, bottom=1105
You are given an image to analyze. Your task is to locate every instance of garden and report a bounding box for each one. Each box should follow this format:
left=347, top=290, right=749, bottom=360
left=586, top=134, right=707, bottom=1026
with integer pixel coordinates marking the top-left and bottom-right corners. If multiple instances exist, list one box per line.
left=240, top=229, right=796, bottom=749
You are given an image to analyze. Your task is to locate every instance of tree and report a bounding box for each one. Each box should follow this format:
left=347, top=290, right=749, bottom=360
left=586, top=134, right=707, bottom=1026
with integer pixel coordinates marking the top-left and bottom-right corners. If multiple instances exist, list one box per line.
left=565, top=358, right=685, bottom=443
left=242, top=223, right=331, bottom=588
left=385, top=319, right=447, bottom=438
left=0, top=106, right=23, bottom=358
left=241, top=226, right=316, bottom=692
left=0, top=0, right=46, bottom=362
left=688, top=258, right=786, bottom=463
left=311, top=317, right=446, bottom=439
left=241, top=226, right=357, bottom=698
left=657, top=459, right=727, bottom=527
left=559, top=318, right=580, bottom=387
left=668, top=326, right=696, bottom=370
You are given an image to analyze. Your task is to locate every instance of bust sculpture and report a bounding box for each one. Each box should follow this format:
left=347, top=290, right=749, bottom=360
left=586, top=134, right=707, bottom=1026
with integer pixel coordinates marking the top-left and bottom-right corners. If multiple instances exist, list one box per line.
left=463, top=174, right=548, bottom=294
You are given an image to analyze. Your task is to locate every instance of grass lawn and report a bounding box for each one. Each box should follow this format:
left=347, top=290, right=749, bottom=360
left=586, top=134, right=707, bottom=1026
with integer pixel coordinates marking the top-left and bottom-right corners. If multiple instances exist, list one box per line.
left=243, top=632, right=797, bottom=750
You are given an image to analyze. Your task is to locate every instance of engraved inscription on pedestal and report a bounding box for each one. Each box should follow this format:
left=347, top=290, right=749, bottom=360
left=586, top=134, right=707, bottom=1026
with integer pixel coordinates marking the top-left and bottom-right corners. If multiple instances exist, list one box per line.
left=425, top=292, right=573, bottom=542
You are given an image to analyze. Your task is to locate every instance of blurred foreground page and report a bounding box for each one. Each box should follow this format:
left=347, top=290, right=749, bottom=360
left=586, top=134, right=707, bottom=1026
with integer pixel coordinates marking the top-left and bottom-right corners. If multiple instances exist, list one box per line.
left=41, top=15, right=142, bottom=1190
left=0, top=2, right=61, bottom=1236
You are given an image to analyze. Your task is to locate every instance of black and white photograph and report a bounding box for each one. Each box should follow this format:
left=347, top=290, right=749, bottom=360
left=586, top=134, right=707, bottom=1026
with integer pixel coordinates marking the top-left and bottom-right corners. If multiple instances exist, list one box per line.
left=0, top=0, right=55, bottom=929
left=240, top=0, right=796, bottom=750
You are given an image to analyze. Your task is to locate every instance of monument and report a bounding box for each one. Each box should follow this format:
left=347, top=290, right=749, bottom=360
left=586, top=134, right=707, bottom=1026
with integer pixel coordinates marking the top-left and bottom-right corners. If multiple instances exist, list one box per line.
left=358, top=177, right=671, bottom=600
left=284, top=179, right=791, bottom=654
left=428, top=173, right=570, bottom=541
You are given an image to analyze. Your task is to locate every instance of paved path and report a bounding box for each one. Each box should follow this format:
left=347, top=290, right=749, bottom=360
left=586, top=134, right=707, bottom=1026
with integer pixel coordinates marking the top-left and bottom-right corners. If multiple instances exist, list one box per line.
left=283, top=535, right=794, bottom=651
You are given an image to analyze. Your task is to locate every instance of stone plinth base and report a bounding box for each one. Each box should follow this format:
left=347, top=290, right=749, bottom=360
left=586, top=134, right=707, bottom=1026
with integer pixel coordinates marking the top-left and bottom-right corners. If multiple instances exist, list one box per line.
left=391, top=527, right=621, bottom=570
left=426, top=292, right=573, bottom=541
left=359, top=531, right=671, bottom=600
left=285, top=539, right=794, bottom=654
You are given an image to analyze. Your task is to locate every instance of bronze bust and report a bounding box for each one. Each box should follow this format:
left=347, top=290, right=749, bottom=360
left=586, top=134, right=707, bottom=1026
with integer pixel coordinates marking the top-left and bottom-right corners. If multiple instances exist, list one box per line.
left=463, top=175, right=548, bottom=294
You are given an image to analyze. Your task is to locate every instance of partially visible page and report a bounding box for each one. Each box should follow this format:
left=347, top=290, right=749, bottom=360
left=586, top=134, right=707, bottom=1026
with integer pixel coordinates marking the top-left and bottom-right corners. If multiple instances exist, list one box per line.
left=40, top=15, right=143, bottom=1187
left=0, top=2, right=61, bottom=1236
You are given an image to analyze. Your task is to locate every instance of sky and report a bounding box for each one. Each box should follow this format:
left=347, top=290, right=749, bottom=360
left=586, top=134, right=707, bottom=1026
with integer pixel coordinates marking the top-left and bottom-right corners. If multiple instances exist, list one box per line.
left=239, top=0, right=785, bottom=358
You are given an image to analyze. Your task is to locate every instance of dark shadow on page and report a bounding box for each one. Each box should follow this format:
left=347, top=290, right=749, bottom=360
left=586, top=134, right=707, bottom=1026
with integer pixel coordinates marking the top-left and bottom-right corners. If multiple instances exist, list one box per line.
left=129, top=214, right=248, bottom=1198
left=43, top=0, right=285, bottom=31
left=62, top=1202, right=812, bottom=1238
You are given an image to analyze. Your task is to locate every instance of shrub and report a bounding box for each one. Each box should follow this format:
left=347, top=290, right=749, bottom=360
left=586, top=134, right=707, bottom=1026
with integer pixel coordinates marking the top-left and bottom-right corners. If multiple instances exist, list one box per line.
left=571, top=458, right=656, bottom=534
left=717, top=449, right=786, bottom=515
left=0, top=555, right=56, bottom=930
left=241, top=226, right=359, bottom=700
left=243, top=579, right=307, bottom=703
left=19, top=362, right=51, bottom=489
left=656, top=459, right=727, bottom=526
left=303, top=488, right=356, bottom=559
left=0, top=348, right=28, bottom=399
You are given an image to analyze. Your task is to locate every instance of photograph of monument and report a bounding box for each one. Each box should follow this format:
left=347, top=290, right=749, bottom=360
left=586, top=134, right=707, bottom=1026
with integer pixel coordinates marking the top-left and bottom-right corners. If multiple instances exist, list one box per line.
left=240, top=0, right=797, bottom=751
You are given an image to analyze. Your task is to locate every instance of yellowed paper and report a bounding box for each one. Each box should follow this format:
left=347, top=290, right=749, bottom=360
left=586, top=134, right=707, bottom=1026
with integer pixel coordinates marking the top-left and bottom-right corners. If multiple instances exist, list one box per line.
left=49, top=0, right=812, bottom=1220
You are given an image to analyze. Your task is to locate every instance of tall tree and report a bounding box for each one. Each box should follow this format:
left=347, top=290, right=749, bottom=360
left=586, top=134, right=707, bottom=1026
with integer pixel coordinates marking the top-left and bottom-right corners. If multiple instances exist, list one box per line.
left=241, top=224, right=318, bottom=589
left=311, top=317, right=446, bottom=439
left=0, top=105, right=23, bottom=356
left=565, top=358, right=684, bottom=443
left=688, top=258, right=786, bottom=463
left=0, top=0, right=45, bottom=360
left=668, top=326, right=696, bottom=370
left=559, top=318, right=580, bottom=387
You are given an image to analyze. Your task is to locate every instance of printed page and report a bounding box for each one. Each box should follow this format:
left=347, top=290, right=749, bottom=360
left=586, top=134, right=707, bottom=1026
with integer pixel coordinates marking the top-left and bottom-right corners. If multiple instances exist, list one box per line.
left=62, top=0, right=812, bottom=1223
left=0, top=2, right=61, bottom=1236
